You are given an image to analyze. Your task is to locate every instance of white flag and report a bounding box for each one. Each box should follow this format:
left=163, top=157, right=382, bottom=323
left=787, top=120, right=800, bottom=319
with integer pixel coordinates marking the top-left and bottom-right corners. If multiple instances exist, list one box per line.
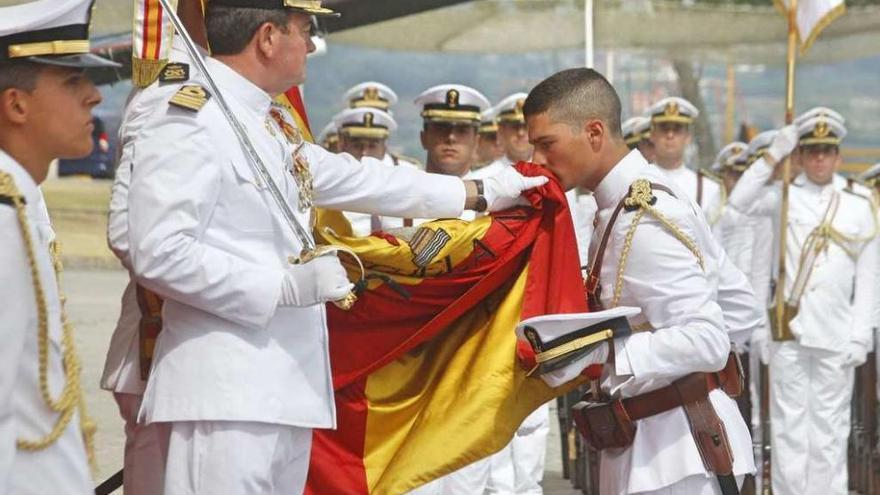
left=775, top=0, right=846, bottom=53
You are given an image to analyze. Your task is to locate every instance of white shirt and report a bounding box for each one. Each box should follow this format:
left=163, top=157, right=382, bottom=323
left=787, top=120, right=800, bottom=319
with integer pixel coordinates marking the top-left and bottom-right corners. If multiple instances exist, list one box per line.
left=655, top=163, right=724, bottom=233
left=729, top=161, right=878, bottom=353
left=128, top=57, right=467, bottom=428
left=591, top=150, right=756, bottom=493
left=0, top=152, right=93, bottom=495
left=101, top=38, right=202, bottom=395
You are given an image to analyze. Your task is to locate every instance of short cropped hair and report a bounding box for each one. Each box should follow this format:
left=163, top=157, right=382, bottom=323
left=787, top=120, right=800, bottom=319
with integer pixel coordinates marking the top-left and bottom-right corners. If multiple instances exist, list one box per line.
left=523, top=68, right=622, bottom=138
left=0, top=60, right=42, bottom=93
left=206, top=5, right=292, bottom=56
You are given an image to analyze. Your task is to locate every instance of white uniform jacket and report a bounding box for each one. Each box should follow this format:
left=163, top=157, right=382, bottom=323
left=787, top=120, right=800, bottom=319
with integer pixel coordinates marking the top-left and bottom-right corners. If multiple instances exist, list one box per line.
left=468, top=156, right=510, bottom=181
left=728, top=161, right=878, bottom=353
left=591, top=150, right=756, bottom=494
left=342, top=152, right=420, bottom=236
left=656, top=164, right=724, bottom=232
left=101, top=38, right=204, bottom=395
left=128, top=58, right=467, bottom=429
left=0, top=152, right=92, bottom=494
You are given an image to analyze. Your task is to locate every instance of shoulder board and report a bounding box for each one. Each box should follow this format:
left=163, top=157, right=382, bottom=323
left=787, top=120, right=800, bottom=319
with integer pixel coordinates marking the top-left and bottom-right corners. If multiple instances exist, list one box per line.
left=0, top=170, right=24, bottom=207
left=169, top=84, right=211, bottom=112
left=159, top=62, right=190, bottom=84
left=843, top=186, right=873, bottom=202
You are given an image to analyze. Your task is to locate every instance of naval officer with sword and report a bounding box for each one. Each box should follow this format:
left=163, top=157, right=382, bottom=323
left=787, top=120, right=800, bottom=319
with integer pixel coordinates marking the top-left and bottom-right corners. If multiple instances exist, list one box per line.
left=126, top=1, right=547, bottom=493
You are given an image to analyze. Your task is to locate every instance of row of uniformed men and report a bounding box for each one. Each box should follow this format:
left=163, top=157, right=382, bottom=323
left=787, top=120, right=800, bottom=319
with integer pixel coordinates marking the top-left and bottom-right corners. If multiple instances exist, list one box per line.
left=1, top=0, right=551, bottom=494
left=621, top=97, right=880, bottom=495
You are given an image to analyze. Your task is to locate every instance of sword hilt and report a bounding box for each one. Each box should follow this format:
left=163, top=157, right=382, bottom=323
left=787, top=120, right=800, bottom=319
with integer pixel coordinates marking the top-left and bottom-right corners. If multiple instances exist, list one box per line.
left=293, top=245, right=364, bottom=311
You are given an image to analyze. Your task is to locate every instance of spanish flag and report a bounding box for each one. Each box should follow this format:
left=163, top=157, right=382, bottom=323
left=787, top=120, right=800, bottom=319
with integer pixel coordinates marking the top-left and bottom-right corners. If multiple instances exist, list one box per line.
left=305, top=163, right=588, bottom=495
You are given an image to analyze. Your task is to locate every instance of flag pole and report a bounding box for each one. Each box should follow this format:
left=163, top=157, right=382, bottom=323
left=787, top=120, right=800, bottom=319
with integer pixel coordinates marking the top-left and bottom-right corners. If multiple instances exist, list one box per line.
left=772, top=0, right=798, bottom=341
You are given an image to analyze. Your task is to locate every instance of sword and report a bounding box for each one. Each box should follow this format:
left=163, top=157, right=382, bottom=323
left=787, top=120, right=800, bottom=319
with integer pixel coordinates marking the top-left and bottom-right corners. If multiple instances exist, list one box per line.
left=157, top=0, right=358, bottom=309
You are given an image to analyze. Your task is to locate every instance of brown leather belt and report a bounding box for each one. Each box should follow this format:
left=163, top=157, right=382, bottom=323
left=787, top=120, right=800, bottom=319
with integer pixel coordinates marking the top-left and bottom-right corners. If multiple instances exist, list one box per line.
left=623, top=370, right=724, bottom=421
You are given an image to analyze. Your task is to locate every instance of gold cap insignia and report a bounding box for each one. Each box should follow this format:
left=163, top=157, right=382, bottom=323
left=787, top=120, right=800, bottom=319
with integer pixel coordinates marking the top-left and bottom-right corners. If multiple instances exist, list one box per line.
left=446, top=89, right=459, bottom=108
left=515, top=99, right=525, bottom=114
left=664, top=102, right=680, bottom=117
left=364, top=112, right=374, bottom=127
left=814, top=120, right=830, bottom=138
left=363, top=86, right=379, bottom=101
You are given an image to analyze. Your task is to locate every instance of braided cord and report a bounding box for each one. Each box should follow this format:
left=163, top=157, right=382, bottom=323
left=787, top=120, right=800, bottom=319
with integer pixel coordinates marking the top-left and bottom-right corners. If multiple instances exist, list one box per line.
left=1, top=172, right=96, bottom=471
left=611, top=179, right=705, bottom=307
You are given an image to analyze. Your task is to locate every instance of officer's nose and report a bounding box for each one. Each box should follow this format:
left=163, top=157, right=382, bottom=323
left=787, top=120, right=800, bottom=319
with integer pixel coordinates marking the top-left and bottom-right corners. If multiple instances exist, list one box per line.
left=531, top=149, right=548, bottom=166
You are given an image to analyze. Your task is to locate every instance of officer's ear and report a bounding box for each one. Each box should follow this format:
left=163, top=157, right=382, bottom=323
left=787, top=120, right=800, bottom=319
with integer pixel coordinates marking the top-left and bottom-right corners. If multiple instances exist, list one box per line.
left=0, top=87, right=30, bottom=126
left=420, top=129, right=428, bottom=149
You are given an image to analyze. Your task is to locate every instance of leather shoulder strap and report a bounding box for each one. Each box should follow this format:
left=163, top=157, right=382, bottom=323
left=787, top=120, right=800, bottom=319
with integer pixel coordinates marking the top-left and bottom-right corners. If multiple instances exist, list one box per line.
left=696, top=170, right=704, bottom=206
left=586, top=182, right=675, bottom=297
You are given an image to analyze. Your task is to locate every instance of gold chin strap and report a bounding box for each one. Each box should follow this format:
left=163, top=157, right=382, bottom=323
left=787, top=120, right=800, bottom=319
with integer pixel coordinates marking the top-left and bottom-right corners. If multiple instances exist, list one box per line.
left=612, top=179, right=705, bottom=308
left=0, top=172, right=97, bottom=472
left=7, top=39, right=90, bottom=58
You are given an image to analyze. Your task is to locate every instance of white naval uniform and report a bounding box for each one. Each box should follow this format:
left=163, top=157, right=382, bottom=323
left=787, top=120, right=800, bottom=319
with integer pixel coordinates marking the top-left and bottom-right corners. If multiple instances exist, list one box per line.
left=655, top=164, right=724, bottom=237
left=127, top=58, right=467, bottom=494
left=343, top=152, right=419, bottom=236
left=100, top=38, right=200, bottom=495
left=729, top=162, right=879, bottom=495
left=469, top=156, right=510, bottom=181
left=0, top=152, right=93, bottom=495
left=591, top=150, right=756, bottom=494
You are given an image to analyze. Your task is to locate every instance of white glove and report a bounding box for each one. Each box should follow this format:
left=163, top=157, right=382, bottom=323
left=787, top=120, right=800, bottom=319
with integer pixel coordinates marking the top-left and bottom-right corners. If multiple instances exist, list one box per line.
left=482, top=166, right=549, bottom=212
left=279, top=255, right=353, bottom=307
left=751, top=329, right=770, bottom=365
left=843, top=341, right=868, bottom=368
left=766, top=124, right=799, bottom=163
left=539, top=342, right=609, bottom=388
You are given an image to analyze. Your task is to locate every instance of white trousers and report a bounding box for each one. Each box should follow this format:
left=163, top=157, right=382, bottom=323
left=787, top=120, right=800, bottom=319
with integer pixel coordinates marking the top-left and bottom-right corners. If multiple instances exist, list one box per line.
left=114, top=392, right=171, bottom=495
left=406, top=457, right=491, bottom=495
left=486, top=404, right=550, bottom=495
left=769, top=342, right=854, bottom=495
left=163, top=421, right=312, bottom=495
left=634, top=474, right=744, bottom=494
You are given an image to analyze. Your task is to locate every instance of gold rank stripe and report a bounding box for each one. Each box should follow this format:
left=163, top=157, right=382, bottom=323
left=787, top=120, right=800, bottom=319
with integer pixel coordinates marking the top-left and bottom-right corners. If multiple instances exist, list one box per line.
left=421, top=109, right=481, bottom=122
left=800, top=136, right=842, bottom=146
left=533, top=329, right=614, bottom=365
left=169, top=85, right=210, bottom=112
left=340, top=127, right=390, bottom=139
left=352, top=99, right=390, bottom=110
left=8, top=39, right=90, bottom=58
left=651, top=115, right=693, bottom=125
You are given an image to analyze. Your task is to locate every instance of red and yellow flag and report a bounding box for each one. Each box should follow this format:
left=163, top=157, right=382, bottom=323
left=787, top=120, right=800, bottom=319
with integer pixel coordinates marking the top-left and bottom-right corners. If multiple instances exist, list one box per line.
left=305, top=163, right=589, bottom=495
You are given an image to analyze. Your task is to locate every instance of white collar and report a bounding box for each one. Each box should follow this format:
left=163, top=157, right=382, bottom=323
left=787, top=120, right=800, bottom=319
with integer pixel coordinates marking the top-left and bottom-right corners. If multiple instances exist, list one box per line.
left=0, top=148, right=39, bottom=205
left=206, top=57, right=274, bottom=117
left=594, top=149, right=651, bottom=210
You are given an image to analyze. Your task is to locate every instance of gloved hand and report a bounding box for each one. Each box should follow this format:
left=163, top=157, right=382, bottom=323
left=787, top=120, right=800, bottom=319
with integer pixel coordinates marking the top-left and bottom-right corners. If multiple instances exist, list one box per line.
left=751, top=330, right=771, bottom=365
left=279, top=254, right=353, bottom=307
left=843, top=341, right=868, bottom=368
left=539, top=342, right=609, bottom=388
left=482, top=166, right=549, bottom=212
left=766, top=124, right=799, bottom=163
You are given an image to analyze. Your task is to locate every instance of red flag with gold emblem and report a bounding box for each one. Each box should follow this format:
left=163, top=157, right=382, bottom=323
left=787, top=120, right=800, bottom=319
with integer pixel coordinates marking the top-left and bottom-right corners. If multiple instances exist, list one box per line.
left=304, top=163, right=588, bottom=495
